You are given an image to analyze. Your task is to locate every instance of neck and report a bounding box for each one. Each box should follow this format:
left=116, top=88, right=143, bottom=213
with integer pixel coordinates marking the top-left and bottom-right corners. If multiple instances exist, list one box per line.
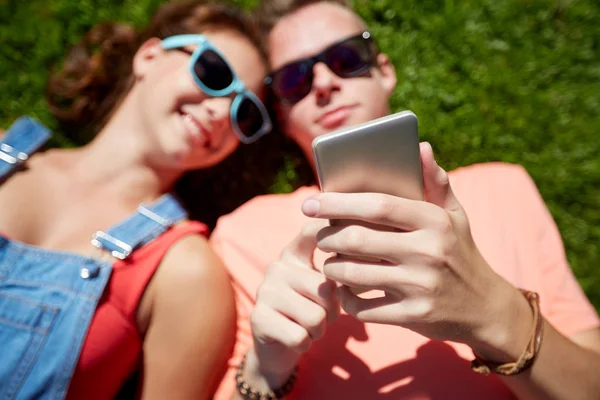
left=65, top=97, right=184, bottom=207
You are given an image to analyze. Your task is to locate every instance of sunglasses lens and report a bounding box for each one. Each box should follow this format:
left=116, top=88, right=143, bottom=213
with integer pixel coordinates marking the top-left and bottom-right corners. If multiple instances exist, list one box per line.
left=236, top=97, right=265, bottom=140
left=271, top=61, right=313, bottom=104
left=270, top=35, right=373, bottom=104
left=194, top=49, right=234, bottom=91
left=325, top=37, right=371, bottom=76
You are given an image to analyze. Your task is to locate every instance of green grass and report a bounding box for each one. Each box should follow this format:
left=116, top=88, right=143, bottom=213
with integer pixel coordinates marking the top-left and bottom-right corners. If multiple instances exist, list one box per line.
left=1, top=0, right=599, bottom=310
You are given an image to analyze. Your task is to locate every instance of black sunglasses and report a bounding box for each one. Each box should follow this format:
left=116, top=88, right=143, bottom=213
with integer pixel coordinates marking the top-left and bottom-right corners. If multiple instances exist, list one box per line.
left=265, top=31, right=376, bottom=105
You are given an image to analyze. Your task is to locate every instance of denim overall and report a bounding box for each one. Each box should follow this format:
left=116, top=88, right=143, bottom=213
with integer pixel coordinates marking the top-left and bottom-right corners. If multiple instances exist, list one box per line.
left=0, top=117, right=188, bottom=399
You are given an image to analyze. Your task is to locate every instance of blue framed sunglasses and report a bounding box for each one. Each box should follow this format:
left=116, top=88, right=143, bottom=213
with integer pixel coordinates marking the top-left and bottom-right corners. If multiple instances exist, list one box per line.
left=161, top=34, right=272, bottom=144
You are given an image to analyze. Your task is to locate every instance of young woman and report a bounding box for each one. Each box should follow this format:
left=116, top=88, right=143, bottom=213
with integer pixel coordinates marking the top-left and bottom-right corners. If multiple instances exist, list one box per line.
left=0, top=1, right=272, bottom=399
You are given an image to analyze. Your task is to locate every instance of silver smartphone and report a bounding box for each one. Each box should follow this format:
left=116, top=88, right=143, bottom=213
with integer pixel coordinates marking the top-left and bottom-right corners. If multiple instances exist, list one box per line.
left=312, top=110, right=423, bottom=201
left=312, top=111, right=423, bottom=293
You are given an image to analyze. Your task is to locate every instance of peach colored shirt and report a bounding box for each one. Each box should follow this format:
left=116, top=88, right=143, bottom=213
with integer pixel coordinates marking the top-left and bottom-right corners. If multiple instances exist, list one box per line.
left=211, top=162, right=599, bottom=399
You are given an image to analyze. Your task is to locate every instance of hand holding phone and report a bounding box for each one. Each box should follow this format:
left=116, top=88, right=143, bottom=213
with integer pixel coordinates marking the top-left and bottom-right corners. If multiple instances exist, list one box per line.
left=311, top=111, right=423, bottom=291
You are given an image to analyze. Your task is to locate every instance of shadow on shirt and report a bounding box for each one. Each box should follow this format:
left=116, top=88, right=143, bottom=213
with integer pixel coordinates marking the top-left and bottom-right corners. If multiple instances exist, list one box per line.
left=293, top=314, right=516, bottom=400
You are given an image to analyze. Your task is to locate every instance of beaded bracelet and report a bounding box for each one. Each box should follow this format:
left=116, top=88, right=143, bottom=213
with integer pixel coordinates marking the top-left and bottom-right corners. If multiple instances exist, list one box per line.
left=235, top=353, right=299, bottom=399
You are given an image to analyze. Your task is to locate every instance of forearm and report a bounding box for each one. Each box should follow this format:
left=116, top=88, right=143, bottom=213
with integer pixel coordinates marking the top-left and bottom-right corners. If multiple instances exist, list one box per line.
left=498, top=321, right=600, bottom=400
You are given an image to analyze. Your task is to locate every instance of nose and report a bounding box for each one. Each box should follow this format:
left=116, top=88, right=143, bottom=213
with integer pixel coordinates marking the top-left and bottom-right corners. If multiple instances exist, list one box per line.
left=201, top=96, right=234, bottom=147
left=312, top=62, right=340, bottom=105
left=204, top=96, right=232, bottom=130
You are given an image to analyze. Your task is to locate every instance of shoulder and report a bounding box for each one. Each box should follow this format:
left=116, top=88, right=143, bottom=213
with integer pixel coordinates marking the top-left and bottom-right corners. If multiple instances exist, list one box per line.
left=147, top=233, right=233, bottom=314
left=157, top=233, right=228, bottom=288
left=147, top=233, right=235, bottom=330
left=449, top=161, right=533, bottom=188
left=212, top=186, right=318, bottom=242
left=448, top=162, right=552, bottom=231
left=139, top=236, right=236, bottom=398
left=449, top=162, right=541, bottom=205
left=210, top=186, right=319, bottom=275
left=219, top=186, right=318, bottom=224
left=448, top=162, right=558, bottom=253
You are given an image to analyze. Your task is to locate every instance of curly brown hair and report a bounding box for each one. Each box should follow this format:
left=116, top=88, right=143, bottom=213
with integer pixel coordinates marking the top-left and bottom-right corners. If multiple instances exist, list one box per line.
left=44, top=0, right=306, bottom=230
left=47, top=0, right=268, bottom=142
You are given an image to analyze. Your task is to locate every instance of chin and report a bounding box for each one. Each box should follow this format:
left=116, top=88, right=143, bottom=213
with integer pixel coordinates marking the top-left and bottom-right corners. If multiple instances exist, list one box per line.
left=348, top=112, right=374, bottom=127
left=177, top=151, right=210, bottom=170
left=182, top=149, right=232, bottom=171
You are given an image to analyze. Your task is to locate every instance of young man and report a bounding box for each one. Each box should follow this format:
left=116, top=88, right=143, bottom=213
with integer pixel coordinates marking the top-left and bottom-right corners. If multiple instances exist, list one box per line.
left=212, top=1, right=600, bottom=399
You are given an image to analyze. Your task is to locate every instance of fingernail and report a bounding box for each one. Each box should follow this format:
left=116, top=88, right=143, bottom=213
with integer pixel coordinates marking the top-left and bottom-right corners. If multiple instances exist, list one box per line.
left=302, top=198, right=320, bottom=216
left=421, top=141, right=438, bottom=166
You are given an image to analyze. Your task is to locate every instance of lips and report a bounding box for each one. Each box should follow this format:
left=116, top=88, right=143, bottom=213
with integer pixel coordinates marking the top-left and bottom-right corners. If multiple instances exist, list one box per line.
left=180, top=111, right=212, bottom=149
left=316, top=105, right=357, bottom=130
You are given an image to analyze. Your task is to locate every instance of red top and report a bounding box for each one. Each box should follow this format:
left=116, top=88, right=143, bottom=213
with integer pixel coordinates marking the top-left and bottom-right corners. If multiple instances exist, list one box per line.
left=66, top=221, right=208, bottom=400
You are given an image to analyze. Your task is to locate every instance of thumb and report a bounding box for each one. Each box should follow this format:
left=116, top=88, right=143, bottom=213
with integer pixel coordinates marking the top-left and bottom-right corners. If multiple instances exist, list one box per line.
left=420, top=142, right=461, bottom=212
left=280, top=220, right=328, bottom=269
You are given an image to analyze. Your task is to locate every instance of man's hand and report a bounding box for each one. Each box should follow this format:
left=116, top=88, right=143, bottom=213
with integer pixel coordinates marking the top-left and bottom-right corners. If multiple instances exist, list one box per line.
left=246, top=221, right=341, bottom=389
left=302, top=142, right=533, bottom=361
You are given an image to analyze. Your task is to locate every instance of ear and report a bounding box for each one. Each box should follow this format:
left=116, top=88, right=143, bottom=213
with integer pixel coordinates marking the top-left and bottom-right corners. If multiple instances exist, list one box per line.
left=132, top=38, right=164, bottom=79
left=375, top=53, right=397, bottom=98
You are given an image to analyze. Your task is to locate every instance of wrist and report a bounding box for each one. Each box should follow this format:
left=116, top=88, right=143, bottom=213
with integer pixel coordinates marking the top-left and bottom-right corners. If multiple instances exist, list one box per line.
left=470, top=282, right=535, bottom=362
left=242, top=347, right=297, bottom=392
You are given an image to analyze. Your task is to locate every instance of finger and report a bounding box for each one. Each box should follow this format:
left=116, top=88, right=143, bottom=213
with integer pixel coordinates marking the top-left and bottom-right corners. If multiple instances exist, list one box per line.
left=264, top=262, right=340, bottom=321
left=323, top=257, right=408, bottom=292
left=280, top=220, right=329, bottom=268
left=250, top=304, right=312, bottom=354
left=302, top=192, right=441, bottom=231
left=337, top=285, right=398, bottom=324
left=317, top=224, right=425, bottom=264
left=337, top=286, right=433, bottom=327
left=420, top=142, right=461, bottom=212
left=325, top=255, right=441, bottom=295
left=259, top=285, right=333, bottom=341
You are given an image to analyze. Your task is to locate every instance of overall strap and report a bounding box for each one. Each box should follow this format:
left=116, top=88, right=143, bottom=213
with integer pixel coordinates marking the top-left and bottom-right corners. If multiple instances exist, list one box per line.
left=0, top=116, right=51, bottom=179
left=91, top=193, right=188, bottom=260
